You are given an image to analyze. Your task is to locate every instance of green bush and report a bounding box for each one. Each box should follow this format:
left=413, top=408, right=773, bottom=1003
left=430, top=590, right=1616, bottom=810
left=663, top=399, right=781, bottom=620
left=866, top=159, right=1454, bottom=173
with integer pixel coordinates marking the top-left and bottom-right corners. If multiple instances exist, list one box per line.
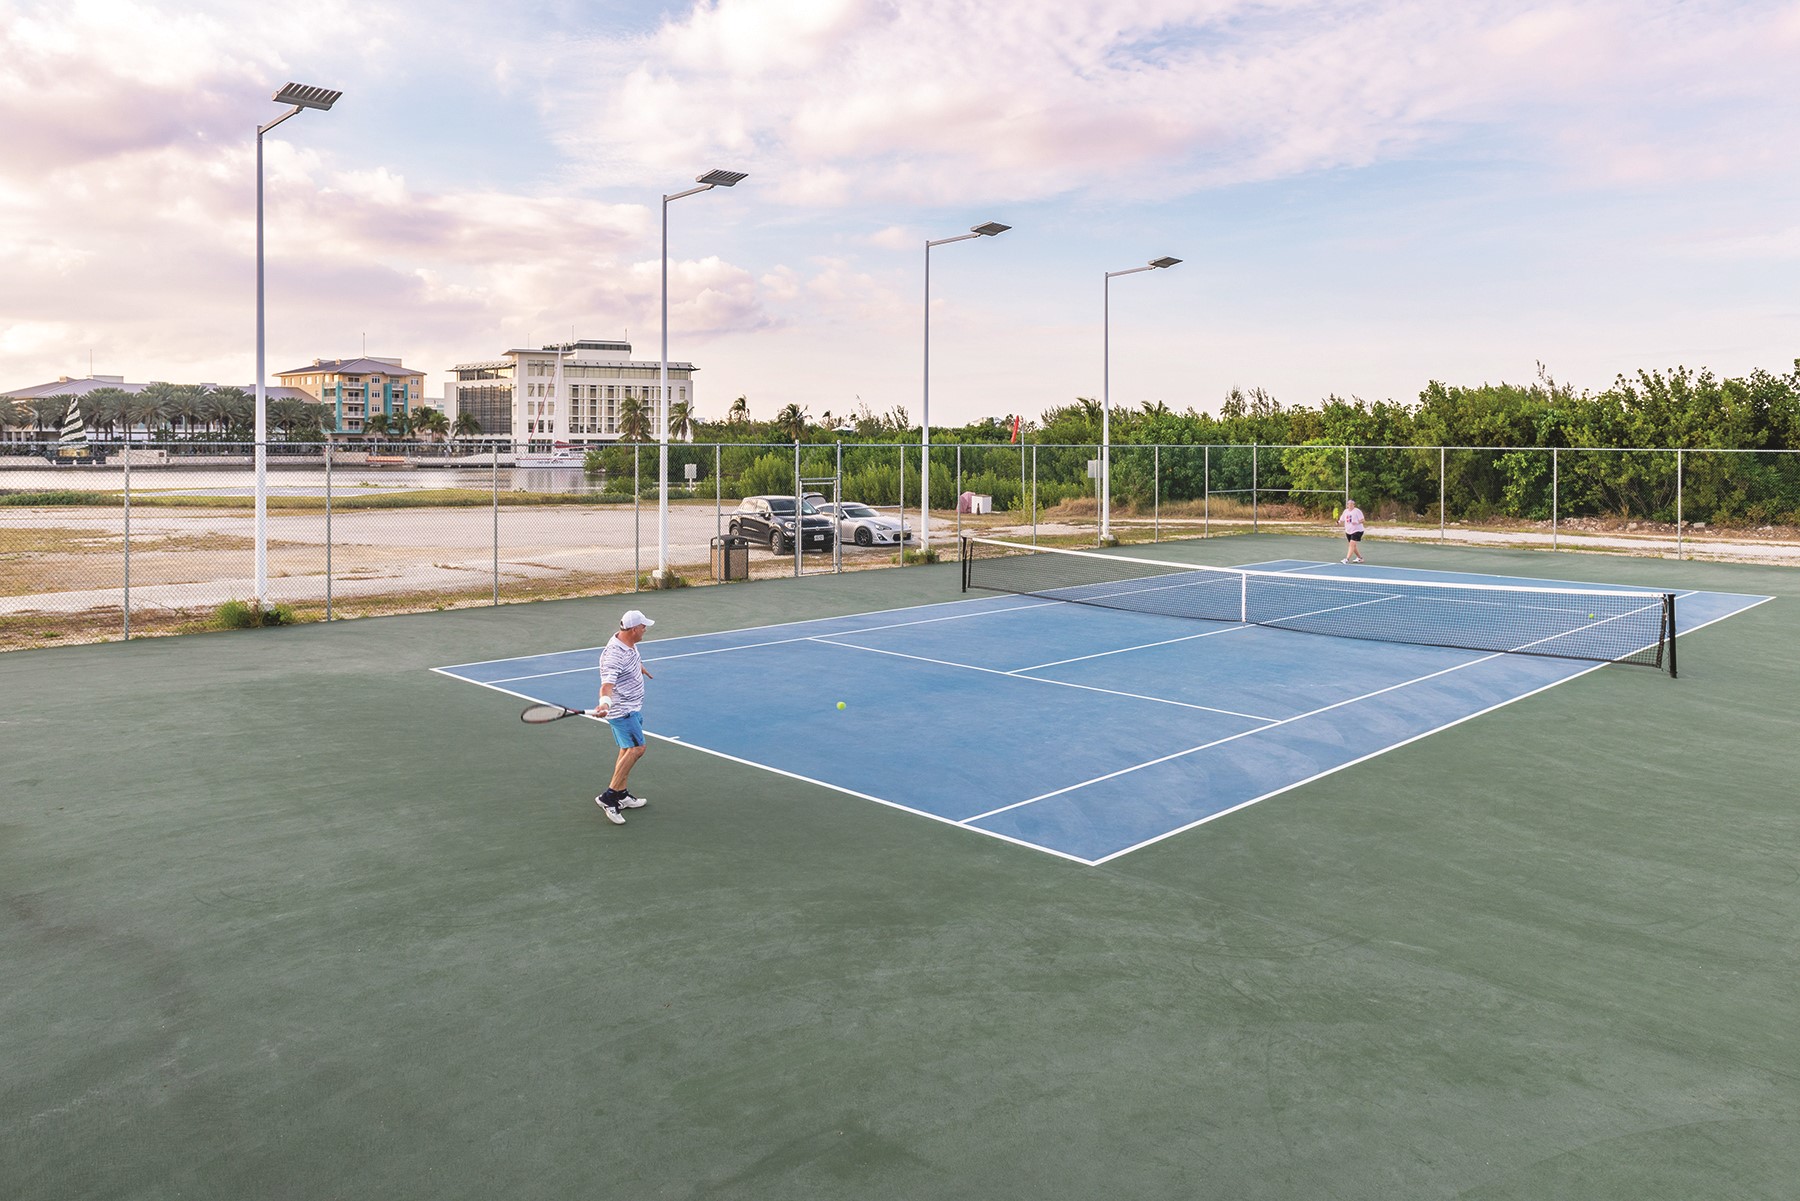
left=214, top=599, right=297, bottom=629
left=0, top=490, right=116, bottom=506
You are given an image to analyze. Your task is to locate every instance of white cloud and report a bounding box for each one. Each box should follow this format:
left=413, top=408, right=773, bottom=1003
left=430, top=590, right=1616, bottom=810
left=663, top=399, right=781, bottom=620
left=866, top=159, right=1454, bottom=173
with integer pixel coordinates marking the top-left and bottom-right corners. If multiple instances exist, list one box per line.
left=539, top=0, right=1800, bottom=207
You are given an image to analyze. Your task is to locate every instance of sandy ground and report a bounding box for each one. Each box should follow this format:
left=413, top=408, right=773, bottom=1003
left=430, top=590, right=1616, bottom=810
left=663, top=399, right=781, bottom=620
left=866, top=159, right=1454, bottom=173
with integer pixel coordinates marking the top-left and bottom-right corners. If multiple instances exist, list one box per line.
left=0, top=504, right=954, bottom=614
left=6, top=500, right=1797, bottom=617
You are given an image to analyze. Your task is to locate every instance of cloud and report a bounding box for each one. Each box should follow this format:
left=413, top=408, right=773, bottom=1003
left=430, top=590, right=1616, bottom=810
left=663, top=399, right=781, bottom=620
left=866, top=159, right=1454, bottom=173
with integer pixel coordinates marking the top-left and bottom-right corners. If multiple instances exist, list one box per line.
left=541, top=0, right=1800, bottom=206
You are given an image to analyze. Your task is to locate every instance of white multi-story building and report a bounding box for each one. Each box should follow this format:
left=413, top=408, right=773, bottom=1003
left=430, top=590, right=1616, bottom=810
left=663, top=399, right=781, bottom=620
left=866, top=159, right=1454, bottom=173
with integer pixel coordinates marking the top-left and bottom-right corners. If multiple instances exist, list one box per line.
left=444, top=338, right=697, bottom=449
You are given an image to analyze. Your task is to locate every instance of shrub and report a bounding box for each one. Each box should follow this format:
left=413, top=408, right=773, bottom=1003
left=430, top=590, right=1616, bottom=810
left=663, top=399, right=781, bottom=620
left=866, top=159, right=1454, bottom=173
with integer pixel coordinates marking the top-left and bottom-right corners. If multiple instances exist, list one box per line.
left=214, top=599, right=297, bottom=629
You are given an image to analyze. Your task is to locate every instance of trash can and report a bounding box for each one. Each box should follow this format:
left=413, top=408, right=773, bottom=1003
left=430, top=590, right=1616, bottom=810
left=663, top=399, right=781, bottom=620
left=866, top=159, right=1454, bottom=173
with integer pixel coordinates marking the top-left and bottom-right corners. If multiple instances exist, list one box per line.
left=710, top=535, right=750, bottom=582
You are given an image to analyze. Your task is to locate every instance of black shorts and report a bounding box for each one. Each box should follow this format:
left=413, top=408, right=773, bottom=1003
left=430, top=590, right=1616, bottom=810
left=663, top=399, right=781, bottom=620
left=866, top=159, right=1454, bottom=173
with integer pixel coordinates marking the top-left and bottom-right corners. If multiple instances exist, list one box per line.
left=1346, top=531, right=1363, bottom=541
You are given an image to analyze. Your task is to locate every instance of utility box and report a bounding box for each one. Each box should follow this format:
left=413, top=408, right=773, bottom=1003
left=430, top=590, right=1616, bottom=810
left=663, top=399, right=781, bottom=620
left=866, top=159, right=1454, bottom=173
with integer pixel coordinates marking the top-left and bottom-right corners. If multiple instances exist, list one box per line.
left=710, top=535, right=750, bottom=582
left=958, top=492, right=993, bottom=514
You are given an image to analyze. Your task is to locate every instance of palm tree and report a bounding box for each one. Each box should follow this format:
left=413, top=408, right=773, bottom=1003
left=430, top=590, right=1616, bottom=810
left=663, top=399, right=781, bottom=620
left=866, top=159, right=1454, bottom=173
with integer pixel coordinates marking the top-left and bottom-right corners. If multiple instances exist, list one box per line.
left=617, top=395, right=651, bottom=441
left=0, top=396, right=20, bottom=438
left=364, top=413, right=391, bottom=439
left=29, top=396, right=73, bottom=440
left=135, top=382, right=179, bottom=439
left=122, top=387, right=166, bottom=441
left=413, top=407, right=449, bottom=441
left=269, top=397, right=322, bottom=439
left=727, top=395, right=750, bottom=425
left=775, top=402, right=808, bottom=443
left=203, top=387, right=252, bottom=439
left=166, top=384, right=207, bottom=439
left=82, top=386, right=131, bottom=440
left=667, top=399, right=694, bottom=442
left=451, top=411, right=482, bottom=440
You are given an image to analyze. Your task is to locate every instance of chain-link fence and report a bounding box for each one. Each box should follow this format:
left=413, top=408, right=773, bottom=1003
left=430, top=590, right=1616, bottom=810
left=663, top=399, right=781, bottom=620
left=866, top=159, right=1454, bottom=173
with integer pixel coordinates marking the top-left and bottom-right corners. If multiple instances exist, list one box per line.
left=5, top=439, right=1798, bottom=649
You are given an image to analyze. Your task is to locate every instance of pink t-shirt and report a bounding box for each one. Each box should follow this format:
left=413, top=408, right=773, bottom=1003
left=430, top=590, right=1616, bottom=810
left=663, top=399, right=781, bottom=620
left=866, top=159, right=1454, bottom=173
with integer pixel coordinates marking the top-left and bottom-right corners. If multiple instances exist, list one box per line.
left=1339, top=506, right=1365, bottom=535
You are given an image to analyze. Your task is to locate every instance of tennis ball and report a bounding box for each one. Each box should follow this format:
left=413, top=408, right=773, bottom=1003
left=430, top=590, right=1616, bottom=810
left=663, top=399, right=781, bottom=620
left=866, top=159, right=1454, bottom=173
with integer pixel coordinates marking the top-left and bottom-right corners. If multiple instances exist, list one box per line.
left=837, top=701, right=847, bottom=710
left=1589, top=613, right=1596, bottom=619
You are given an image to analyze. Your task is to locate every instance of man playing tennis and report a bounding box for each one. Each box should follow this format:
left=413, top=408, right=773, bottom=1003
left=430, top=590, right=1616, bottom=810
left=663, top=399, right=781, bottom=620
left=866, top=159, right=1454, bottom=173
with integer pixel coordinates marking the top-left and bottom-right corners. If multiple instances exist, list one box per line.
left=593, top=609, right=656, bottom=825
left=1338, top=497, right=1367, bottom=564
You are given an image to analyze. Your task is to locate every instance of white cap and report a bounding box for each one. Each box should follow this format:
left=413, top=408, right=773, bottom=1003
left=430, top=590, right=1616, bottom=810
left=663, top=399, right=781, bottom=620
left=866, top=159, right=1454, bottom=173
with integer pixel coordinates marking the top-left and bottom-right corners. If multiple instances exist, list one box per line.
left=620, top=609, right=655, bottom=630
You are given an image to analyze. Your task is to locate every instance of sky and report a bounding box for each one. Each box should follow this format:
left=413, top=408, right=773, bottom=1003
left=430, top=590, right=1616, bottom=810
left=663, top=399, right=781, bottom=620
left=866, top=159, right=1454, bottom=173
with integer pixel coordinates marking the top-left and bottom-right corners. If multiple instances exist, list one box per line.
left=2, top=0, right=1797, bottom=428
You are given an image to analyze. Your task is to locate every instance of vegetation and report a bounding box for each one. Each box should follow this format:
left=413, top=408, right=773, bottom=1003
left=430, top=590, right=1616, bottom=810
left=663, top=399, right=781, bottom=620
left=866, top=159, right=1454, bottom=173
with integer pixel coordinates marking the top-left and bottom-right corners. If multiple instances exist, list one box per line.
left=213, top=599, right=299, bottom=628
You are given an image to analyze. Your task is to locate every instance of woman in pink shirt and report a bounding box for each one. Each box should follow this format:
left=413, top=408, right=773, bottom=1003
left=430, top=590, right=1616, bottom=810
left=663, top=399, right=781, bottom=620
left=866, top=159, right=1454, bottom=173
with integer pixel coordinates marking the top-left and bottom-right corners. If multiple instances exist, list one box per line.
left=1338, top=497, right=1367, bottom=564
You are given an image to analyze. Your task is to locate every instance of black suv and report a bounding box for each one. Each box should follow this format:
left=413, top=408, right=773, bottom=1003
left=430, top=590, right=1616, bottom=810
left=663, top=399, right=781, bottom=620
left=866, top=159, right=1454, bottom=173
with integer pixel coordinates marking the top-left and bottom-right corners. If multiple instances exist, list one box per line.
left=728, top=495, right=837, bottom=553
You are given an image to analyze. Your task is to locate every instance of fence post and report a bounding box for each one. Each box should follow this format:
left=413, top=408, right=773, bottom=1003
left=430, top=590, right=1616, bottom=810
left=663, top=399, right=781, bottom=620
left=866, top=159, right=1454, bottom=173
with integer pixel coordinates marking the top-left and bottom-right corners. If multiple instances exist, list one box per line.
left=955, top=444, right=963, bottom=546
left=1252, top=442, right=1259, bottom=533
left=1552, top=447, right=1559, bottom=551
left=1204, top=444, right=1210, bottom=538
left=325, top=439, right=333, bottom=621
left=122, top=448, right=130, bottom=641
left=634, top=449, right=641, bottom=591
left=1439, top=446, right=1446, bottom=541
left=792, top=441, right=801, bottom=576
left=714, top=443, right=722, bottom=540
left=492, top=448, right=499, bottom=606
left=1676, top=448, right=1684, bottom=560
left=1031, top=445, right=1038, bottom=545
left=1153, top=444, right=1160, bottom=542
left=898, top=442, right=906, bottom=558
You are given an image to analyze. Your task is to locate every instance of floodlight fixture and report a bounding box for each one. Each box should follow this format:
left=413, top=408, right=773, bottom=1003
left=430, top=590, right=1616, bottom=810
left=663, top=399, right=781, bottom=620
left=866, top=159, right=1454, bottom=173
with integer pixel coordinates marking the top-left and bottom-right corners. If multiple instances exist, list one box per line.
left=273, top=83, right=341, bottom=111
left=255, top=82, right=340, bottom=604
left=921, top=219, right=1011, bottom=556
left=1101, top=254, right=1183, bottom=541
left=658, top=169, right=748, bottom=582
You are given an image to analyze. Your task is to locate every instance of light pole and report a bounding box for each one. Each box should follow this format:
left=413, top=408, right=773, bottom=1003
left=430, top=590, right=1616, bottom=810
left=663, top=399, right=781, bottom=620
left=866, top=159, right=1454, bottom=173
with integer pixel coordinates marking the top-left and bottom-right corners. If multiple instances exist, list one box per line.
left=1102, top=256, right=1180, bottom=542
left=658, top=168, right=746, bottom=585
left=256, top=82, right=340, bottom=607
left=922, top=221, right=1009, bottom=558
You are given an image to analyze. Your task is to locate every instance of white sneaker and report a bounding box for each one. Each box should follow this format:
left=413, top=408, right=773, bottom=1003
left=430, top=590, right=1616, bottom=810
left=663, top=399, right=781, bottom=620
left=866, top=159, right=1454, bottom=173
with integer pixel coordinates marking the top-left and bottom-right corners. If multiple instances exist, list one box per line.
left=595, top=796, right=626, bottom=824
left=1340, top=558, right=1351, bottom=564
left=618, top=792, right=647, bottom=809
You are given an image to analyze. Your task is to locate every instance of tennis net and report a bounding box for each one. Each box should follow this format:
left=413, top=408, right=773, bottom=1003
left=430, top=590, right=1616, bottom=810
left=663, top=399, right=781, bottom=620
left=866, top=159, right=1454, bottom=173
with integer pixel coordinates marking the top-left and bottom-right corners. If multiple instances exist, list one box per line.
left=961, top=536, right=1677, bottom=675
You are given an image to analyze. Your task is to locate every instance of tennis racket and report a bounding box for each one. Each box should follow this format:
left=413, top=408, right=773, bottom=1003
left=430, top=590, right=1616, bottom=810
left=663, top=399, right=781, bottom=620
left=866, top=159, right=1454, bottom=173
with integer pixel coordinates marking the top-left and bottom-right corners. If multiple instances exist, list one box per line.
left=521, top=704, right=594, bottom=724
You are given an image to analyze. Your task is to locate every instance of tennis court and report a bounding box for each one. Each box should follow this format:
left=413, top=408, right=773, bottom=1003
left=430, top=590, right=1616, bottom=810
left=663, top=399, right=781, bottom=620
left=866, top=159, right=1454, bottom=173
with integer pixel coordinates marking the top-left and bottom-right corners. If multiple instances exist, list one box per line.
left=6, top=534, right=1799, bottom=1201
left=435, top=550, right=1767, bottom=863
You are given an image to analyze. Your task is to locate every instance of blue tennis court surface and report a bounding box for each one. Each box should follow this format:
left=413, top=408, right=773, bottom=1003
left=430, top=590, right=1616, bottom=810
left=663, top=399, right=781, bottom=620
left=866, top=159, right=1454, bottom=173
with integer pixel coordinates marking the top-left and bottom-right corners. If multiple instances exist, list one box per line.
left=434, top=559, right=1771, bottom=865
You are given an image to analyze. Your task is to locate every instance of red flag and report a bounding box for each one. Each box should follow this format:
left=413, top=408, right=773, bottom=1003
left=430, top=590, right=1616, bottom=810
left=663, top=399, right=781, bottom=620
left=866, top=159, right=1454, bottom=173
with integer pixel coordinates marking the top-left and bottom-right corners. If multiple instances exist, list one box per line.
left=1010, top=415, right=1021, bottom=443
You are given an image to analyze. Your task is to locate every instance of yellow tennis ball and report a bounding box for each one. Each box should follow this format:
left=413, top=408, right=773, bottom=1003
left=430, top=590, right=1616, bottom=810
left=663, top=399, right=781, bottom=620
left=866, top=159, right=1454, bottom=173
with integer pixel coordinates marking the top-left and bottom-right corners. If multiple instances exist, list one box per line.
left=837, top=701, right=847, bottom=710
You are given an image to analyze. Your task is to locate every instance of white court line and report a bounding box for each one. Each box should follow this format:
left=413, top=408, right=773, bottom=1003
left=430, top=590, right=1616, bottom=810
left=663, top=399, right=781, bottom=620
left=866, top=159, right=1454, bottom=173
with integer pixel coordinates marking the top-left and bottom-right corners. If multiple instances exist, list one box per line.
left=1009, top=622, right=1250, bottom=672
left=810, top=636, right=1281, bottom=722
left=434, top=590, right=1774, bottom=866
left=432, top=591, right=1056, bottom=672
left=966, top=589, right=1695, bottom=826
left=1082, top=592, right=1776, bottom=864
left=961, top=647, right=1501, bottom=824
left=430, top=668, right=1094, bottom=867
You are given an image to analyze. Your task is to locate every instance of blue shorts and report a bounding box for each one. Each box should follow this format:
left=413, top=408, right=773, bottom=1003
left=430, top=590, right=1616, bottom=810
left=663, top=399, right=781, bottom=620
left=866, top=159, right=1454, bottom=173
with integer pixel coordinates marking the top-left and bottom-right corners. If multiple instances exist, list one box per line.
left=607, top=710, right=645, bottom=748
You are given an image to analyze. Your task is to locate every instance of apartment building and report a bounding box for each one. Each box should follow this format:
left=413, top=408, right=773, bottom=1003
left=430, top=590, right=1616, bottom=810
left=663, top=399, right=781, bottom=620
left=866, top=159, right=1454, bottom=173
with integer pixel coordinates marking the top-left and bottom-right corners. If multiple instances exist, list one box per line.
left=444, top=338, right=696, bottom=448
left=273, top=357, right=423, bottom=433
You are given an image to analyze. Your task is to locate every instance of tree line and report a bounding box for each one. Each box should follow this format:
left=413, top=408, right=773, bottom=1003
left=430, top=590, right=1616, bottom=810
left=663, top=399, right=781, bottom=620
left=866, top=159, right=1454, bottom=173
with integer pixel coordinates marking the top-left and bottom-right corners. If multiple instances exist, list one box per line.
left=0, top=384, right=472, bottom=442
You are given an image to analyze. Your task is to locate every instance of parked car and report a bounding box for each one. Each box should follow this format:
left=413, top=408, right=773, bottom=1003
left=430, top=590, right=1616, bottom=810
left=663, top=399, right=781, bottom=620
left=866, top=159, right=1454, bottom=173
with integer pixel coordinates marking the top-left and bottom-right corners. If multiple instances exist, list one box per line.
left=727, top=495, right=837, bottom=554
left=817, top=501, right=914, bottom=548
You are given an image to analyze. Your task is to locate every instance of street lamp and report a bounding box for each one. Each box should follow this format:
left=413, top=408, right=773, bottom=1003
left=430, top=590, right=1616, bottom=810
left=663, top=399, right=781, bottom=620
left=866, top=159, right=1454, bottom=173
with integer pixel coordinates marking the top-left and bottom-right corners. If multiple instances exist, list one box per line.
left=658, top=168, right=747, bottom=585
left=256, top=82, right=340, bottom=606
left=922, top=220, right=1009, bottom=558
left=1101, top=256, right=1180, bottom=542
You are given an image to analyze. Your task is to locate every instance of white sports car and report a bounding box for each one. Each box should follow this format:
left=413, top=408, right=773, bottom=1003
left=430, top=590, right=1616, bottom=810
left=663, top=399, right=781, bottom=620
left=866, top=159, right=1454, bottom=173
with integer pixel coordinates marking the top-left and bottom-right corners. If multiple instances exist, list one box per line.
left=818, top=501, right=914, bottom=548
